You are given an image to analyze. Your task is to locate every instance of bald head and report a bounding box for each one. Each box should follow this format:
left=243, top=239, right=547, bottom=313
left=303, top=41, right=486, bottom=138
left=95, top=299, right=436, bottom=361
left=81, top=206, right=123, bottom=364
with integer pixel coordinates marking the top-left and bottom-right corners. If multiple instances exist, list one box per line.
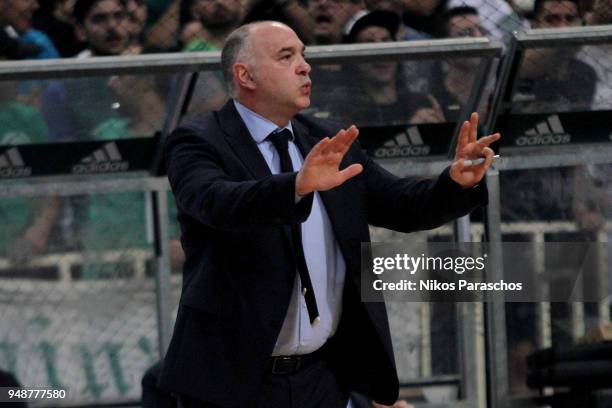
left=221, top=21, right=297, bottom=96
left=221, top=22, right=311, bottom=125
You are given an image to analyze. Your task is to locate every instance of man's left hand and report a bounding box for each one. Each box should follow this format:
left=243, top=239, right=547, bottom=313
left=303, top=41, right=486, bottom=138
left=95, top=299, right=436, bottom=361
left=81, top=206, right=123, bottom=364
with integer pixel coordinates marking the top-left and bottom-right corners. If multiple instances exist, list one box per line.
left=450, top=112, right=501, bottom=189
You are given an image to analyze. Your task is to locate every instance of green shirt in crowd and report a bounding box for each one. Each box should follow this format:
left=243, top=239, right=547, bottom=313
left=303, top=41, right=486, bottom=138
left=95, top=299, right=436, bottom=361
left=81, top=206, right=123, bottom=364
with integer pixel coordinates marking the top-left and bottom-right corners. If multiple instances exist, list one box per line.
left=0, top=102, right=49, bottom=253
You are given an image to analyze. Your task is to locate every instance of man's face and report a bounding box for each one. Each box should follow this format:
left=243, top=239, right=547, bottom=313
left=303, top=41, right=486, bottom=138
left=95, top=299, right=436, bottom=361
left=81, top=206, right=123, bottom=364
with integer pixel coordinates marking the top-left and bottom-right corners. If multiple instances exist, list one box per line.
left=307, top=0, right=362, bottom=44
left=447, top=13, right=486, bottom=38
left=77, top=0, right=129, bottom=55
left=247, top=23, right=312, bottom=116
left=1, top=0, right=39, bottom=33
left=534, top=1, right=581, bottom=28
left=191, top=0, right=243, bottom=30
left=354, top=26, right=396, bottom=84
left=447, top=13, right=485, bottom=69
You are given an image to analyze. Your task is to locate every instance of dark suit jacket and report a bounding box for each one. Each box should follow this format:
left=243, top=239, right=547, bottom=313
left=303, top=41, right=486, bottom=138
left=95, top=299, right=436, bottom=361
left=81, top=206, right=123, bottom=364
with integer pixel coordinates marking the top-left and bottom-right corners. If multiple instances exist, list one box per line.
left=159, top=100, right=487, bottom=407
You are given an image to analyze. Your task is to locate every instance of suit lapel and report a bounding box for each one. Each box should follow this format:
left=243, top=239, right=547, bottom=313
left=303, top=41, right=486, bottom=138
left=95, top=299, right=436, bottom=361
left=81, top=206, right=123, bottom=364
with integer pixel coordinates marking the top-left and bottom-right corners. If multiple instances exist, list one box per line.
left=217, top=100, right=272, bottom=180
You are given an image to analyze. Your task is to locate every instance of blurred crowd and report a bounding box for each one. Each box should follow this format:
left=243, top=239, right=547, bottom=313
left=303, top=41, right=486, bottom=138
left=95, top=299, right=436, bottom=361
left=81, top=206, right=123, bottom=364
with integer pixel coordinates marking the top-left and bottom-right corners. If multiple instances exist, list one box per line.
left=1, top=0, right=610, bottom=61
left=0, top=0, right=611, bottom=272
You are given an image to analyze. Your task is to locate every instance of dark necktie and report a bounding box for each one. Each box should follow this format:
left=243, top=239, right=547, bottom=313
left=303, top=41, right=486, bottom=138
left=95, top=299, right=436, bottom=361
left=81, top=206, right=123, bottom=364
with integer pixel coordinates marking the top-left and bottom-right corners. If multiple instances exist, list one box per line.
left=267, top=128, right=320, bottom=326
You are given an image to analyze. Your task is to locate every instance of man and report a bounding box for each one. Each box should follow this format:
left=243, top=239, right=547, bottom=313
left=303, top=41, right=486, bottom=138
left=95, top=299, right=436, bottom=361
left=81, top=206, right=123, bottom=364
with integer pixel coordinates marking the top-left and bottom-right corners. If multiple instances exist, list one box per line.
left=312, top=11, right=443, bottom=126
left=182, top=0, right=244, bottom=51
left=159, top=21, right=499, bottom=408
left=307, top=0, right=365, bottom=44
left=33, top=0, right=86, bottom=57
left=124, top=0, right=147, bottom=53
left=0, top=0, right=60, bottom=59
left=0, top=42, right=60, bottom=265
left=364, top=0, right=428, bottom=40
left=515, top=0, right=596, bottom=112
left=180, top=0, right=244, bottom=114
left=73, top=0, right=129, bottom=57
left=342, top=11, right=444, bottom=125
left=433, top=6, right=491, bottom=121
left=42, top=0, right=130, bottom=141
left=443, top=0, right=520, bottom=41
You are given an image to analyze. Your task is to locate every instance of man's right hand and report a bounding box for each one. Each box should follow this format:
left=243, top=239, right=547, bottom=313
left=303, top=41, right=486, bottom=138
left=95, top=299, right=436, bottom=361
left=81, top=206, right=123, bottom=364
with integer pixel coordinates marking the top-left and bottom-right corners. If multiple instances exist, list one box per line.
left=295, top=125, right=363, bottom=196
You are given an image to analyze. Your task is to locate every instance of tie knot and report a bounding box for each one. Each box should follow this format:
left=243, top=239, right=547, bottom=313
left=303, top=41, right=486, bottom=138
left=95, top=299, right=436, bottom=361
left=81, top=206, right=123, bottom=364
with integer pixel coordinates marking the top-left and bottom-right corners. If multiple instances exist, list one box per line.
left=267, top=128, right=292, bottom=153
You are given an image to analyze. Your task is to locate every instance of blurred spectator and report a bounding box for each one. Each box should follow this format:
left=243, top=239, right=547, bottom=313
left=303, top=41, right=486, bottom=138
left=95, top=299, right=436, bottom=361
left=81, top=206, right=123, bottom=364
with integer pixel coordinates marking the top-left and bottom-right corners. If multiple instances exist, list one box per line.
left=305, top=0, right=365, bottom=118
left=432, top=6, right=494, bottom=120
left=585, top=0, right=611, bottom=24
left=0, top=76, right=47, bottom=147
left=308, top=0, right=366, bottom=44
left=146, top=0, right=315, bottom=51
left=95, top=75, right=166, bottom=137
left=242, top=0, right=316, bottom=44
left=401, top=0, right=447, bottom=36
left=124, top=0, right=148, bottom=53
left=42, top=0, right=130, bottom=143
left=365, top=0, right=433, bottom=93
left=176, top=0, right=237, bottom=114
left=81, top=74, right=183, bottom=278
left=39, top=0, right=133, bottom=256
left=577, top=0, right=612, bottom=110
left=1, top=0, right=60, bottom=107
left=144, top=0, right=180, bottom=50
left=445, top=0, right=522, bottom=41
left=313, top=11, right=444, bottom=125
left=365, top=0, right=430, bottom=39
left=0, top=48, right=60, bottom=265
left=0, top=26, right=41, bottom=60
left=346, top=11, right=444, bottom=124
left=33, top=0, right=86, bottom=57
left=73, top=0, right=130, bottom=56
left=576, top=43, right=612, bottom=111
left=514, top=0, right=596, bottom=112
left=572, top=164, right=612, bottom=316
left=573, top=164, right=612, bottom=236
left=0, top=0, right=60, bottom=60
left=181, top=0, right=244, bottom=50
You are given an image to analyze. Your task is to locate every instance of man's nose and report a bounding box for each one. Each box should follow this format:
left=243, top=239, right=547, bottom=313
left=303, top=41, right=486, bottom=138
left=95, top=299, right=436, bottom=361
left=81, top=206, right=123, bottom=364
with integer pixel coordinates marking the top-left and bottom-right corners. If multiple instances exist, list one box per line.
left=297, top=56, right=311, bottom=75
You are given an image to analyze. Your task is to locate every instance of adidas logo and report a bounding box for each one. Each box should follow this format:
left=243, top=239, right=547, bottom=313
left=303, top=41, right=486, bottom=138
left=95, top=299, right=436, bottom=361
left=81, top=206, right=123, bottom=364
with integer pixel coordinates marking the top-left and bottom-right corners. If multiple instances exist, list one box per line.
left=0, top=148, right=32, bottom=178
left=71, top=142, right=129, bottom=174
left=515, top=115, right=571, bottom=146
left=374, top=127, right=430, bottom=158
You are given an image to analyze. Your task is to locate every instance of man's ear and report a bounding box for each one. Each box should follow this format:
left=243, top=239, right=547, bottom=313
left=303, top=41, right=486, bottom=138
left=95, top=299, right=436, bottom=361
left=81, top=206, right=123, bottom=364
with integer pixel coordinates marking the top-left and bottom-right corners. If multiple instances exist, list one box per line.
left=75, top=24, right=87, bottom=43
left=233, top=63, right=256, bottom=91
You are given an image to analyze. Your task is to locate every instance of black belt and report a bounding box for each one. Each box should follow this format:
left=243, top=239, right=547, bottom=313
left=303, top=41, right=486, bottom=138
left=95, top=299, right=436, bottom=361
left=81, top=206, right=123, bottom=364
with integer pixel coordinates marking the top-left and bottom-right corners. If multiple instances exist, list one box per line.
left=267, top=345, right=328, bottom=375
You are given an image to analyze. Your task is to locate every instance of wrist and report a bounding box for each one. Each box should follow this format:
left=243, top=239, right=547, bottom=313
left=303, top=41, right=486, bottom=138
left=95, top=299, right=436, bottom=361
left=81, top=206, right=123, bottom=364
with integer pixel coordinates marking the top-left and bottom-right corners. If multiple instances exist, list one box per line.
left=295, top=171, right=311, bottom=197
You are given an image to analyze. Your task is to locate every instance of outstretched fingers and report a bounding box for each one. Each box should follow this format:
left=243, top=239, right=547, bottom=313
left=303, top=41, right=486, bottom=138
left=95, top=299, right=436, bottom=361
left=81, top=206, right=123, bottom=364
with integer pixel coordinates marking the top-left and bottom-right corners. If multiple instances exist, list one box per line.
left=309, top=137, right=332, bottom=158
left=469, top=112, right=479, bottom=143
left=477, top=133, right=501, bottom=148
left=456, top=120, right=470, bottom=156
left=330, top=125, right=359, bottom=154
left=336, top=163, right=363, bottom=184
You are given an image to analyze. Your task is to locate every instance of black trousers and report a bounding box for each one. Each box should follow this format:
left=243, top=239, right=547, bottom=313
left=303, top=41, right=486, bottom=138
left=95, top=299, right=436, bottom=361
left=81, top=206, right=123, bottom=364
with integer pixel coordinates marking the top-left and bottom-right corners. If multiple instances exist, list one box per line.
left=178, top=360, right=348, bottom=408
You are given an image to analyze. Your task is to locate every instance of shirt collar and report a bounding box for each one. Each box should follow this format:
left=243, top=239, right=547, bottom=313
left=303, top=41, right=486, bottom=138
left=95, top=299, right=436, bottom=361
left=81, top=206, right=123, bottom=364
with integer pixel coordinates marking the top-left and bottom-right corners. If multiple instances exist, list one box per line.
left=233, top=99, right=294, bottom=144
